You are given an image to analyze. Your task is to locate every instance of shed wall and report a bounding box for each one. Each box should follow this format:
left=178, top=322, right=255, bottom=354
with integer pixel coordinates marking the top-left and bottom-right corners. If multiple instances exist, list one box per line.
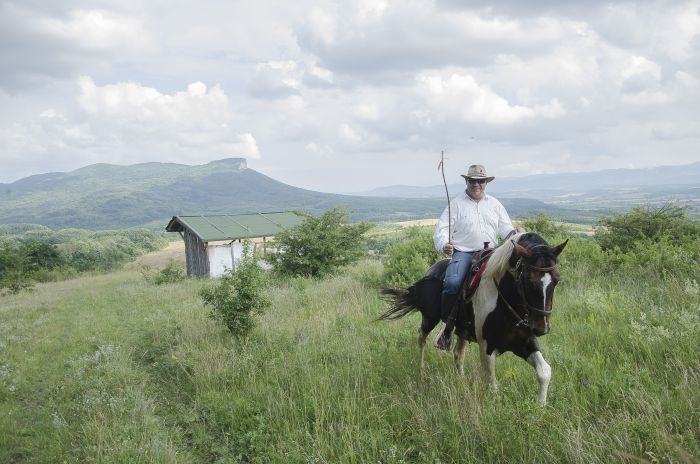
left=183, top=230, right=209, bottom=277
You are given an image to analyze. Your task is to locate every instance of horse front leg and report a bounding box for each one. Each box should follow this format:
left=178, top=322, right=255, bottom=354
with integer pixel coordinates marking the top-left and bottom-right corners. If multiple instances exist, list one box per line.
left=479, top=340, right=498, bottom=392
left=453, top=335, right=468, bottom=375
left=527, top=351, right=551, bottom=406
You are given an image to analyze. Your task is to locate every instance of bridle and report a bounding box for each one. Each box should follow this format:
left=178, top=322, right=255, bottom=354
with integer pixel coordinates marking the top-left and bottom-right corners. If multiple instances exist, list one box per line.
left=494, top=252, right=558, bottom=328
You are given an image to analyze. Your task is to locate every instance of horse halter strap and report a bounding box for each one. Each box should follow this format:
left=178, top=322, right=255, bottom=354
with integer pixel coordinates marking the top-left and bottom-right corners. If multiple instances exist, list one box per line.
left=497, top=257, right=558, bottom=327
left=515, top=258, right=557, bottom=315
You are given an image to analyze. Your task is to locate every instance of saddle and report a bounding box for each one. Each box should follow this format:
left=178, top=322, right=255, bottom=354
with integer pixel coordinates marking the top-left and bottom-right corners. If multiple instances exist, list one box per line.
left=466, top=247, right=494, bottom=298
left=421, top=248, right=493, bottom=298
left=409, top=247, right=495, bottom=341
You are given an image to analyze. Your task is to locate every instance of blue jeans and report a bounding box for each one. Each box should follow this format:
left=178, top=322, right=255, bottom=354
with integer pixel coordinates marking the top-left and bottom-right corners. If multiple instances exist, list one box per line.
left=442, top=250, right=474, bottom=295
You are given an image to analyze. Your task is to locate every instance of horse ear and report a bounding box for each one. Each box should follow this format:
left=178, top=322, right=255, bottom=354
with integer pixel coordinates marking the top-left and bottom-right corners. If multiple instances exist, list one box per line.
left=513, top=241, right=531, bottom=257
left=553, top=239, right=569, bottom=256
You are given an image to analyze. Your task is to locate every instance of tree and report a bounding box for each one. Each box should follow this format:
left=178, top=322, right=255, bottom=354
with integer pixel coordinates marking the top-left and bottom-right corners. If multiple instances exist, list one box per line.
left=268, top=208, right=372, bottom=277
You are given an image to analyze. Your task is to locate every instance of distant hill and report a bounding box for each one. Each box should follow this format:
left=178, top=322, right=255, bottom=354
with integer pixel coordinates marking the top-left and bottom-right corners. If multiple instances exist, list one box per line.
left=357, top=162, right=700, bottom=218
left=358, top=162, right=700, bottom=197
left=0, top=158, right=563, bottom=230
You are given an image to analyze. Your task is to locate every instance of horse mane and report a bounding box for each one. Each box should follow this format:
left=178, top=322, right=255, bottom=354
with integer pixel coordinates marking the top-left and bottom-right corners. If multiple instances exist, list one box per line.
left=482, top=232, right=525, bottom=280
left=483, top=232, right=557, bottom=280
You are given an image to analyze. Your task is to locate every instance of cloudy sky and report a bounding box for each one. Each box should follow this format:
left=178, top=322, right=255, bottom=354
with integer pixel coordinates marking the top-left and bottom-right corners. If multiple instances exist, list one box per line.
left=1, top=0, right=699, bottom=192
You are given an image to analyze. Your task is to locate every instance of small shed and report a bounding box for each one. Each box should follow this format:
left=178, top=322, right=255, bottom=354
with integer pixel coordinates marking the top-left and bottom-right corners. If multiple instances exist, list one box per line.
left=165, top=211, right=303, bottom=277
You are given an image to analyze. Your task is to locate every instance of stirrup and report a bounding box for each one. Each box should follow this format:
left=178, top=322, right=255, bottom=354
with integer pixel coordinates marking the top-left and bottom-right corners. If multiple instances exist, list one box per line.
left=433, top=323, right=453, bottom=351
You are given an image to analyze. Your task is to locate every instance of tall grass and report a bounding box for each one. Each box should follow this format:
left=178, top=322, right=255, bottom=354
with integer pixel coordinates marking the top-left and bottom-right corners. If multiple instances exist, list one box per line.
left=1, top=237, right=698, bottom=462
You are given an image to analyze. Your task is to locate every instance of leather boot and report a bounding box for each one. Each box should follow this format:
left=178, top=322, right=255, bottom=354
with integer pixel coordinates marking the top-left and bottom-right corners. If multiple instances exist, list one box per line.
left=434, top=292, right=459, bottom=350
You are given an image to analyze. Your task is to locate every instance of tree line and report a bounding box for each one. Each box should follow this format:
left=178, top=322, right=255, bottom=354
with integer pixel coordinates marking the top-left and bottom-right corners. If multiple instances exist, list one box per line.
left=0, top=226, right=168, bottom=294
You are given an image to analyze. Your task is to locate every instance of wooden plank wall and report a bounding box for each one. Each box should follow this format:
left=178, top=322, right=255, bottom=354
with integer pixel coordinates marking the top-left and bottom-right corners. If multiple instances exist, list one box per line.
left=183, top=230, right=209, bottom=277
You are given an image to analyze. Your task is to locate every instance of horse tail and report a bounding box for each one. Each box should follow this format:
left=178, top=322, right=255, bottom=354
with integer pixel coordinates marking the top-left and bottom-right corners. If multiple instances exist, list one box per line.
left=377, top=287, right=419, bottom=321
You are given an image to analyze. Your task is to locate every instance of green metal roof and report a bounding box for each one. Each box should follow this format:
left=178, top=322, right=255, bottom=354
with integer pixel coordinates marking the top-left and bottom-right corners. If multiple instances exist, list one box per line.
left=165, top=211, right=303, bottom=242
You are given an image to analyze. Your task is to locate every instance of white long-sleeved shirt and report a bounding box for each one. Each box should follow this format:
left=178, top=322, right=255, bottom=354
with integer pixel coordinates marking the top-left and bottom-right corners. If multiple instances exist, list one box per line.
left=433, top=192, right=515, bottom=254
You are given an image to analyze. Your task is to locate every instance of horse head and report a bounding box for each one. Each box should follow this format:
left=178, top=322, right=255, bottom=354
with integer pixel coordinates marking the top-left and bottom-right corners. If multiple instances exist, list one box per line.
left=511, top=234, right=568, bottom=336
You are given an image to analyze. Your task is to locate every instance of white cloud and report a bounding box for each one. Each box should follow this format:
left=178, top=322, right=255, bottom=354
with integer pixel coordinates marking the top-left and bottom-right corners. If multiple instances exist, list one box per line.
left=307, top=64, right=334, bottom=84
left=621, top=55, right=661, bottom=81
left=77, top=77, right=231, bottom=128
left=233, top=133, right=260, bottom=157
left=249, top=61, right=301, bottom=98
left=306, top=142, right=333, bottom=158
left=657, top=2, right=700, bottom=63
left=37, top=9, right=152, bottom=53
left=295, top=1, right=586, bottom=78
left=0, top=4, right=155, bottom=90
left=75, top=78, right=256, bottom=161
left=248, top=60, right=334, bottom=98
left=622, top=90, right=672, bottom=105
left=353, top=103, right=380, bottom=121
left=0, top=78, right=259, bottom=181
left=306, top=7, right=337, bottom=46
left=675, top=70, right=700, bottom=89
left=339, top=123, right=362, bottom=143
left=355, top=0, right=389, bottom=22
left=416, top=71, right=565, bottom=125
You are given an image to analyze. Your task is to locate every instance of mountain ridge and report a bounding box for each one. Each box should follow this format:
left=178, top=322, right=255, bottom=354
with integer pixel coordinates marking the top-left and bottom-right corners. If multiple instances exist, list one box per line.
left=5, top=158, right=698, bottom=230
left=356, top=161, right=700, bottom=198
left=0, top=158, right=567, bottom=230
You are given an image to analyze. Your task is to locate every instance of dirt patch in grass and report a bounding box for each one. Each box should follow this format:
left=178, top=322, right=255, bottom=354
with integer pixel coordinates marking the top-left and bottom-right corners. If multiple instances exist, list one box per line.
left=127, top=241, right=185, bottom=270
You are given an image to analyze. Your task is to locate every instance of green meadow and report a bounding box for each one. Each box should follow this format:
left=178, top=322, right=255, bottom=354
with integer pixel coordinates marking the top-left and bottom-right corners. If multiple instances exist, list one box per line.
left=1, top=227, right=698, bottom=463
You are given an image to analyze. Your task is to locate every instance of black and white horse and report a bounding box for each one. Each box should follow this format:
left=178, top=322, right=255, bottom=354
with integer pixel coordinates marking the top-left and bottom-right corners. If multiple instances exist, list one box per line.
left=380, top=232, right=567, bottom=406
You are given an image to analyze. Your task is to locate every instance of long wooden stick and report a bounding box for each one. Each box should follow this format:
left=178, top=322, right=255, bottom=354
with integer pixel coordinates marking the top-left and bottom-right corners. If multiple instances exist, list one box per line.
left=434, top=150, right=455, bottom=350
left=439, top=150, right=451, bottom=243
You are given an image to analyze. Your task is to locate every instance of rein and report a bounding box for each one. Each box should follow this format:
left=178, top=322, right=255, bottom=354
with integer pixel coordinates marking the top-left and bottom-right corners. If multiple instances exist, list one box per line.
left=493, top=277, right=530, bottom=328
left=495, top=256, right=558, bottom=328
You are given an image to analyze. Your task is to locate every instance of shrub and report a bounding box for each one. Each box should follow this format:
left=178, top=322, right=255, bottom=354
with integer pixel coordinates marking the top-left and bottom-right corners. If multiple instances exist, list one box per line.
left=200, top=242, right=271, bottom=337
left=0, top=244, right=32, bottom=294
left=268, top=208, right=372, bottom=278
left=0, top=269, right=34, bottom=295
left=152, top=260, right=186, bottom=285
left=0, top=242, right=64, bottom=294
left=595, top=205, right=699, bottom=252
left=520, top=212, right=570, bottom=241
left=604, top=235, right=700, bottom=278
left=22, top=242, right=64, bottom=271
left=381, top=227, right=442, bottom=288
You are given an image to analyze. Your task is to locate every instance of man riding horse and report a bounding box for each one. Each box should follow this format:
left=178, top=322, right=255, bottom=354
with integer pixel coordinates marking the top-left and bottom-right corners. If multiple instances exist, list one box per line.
left=433, top=164, right=524, bottom=349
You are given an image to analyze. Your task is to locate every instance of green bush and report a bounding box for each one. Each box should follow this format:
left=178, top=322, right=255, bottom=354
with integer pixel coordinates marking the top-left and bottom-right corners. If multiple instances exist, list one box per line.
left=0, top=244, right=31, bottom=294
left=381, top=227, right=442, bottom=288
left=520, top=212, right=570, bottom=241
left=268, top=208, right=372, bottom=278
left=200, top=242, right=271, bottom=337
left=0, top=241, right=65, bottom=294
left=0, top=269, right=34, bottom=295
left=22, top=242, right=64, bottom=271
left=151, top=260, right=186, bottom=285
left=604, top=236, right=700, bottom=278
left=595, top=205, right=699, bottom=252
left=589, top=205, right=700, bottom=279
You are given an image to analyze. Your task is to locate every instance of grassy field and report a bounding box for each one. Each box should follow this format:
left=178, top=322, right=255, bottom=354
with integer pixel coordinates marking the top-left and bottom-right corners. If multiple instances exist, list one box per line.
left=1, top=235, right=698, bottom=463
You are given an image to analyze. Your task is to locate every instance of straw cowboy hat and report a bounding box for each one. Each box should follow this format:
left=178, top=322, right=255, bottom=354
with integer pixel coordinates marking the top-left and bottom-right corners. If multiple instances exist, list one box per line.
left=460, top=164, right=495, bottom=183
